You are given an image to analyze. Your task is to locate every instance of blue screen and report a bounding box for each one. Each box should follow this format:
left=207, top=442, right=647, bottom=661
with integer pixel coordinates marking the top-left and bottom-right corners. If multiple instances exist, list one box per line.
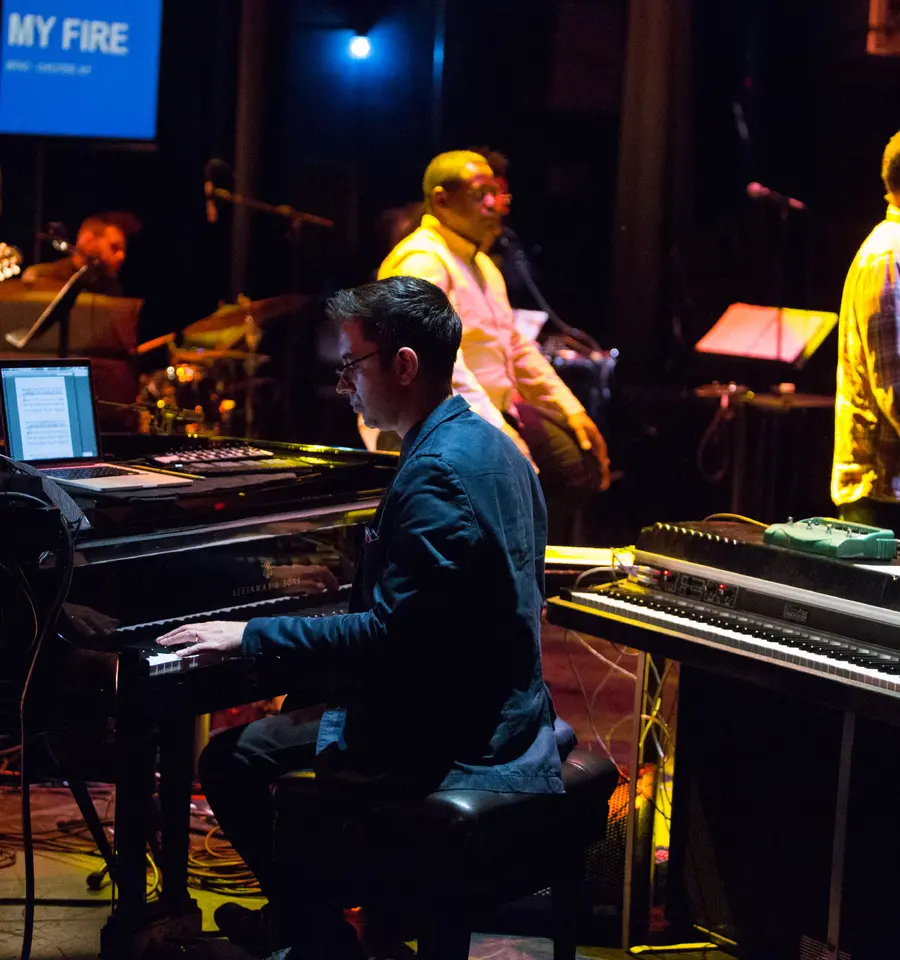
left=0, top=2, right=163, bottom=139
left=1, top=362, right=98, bottom=462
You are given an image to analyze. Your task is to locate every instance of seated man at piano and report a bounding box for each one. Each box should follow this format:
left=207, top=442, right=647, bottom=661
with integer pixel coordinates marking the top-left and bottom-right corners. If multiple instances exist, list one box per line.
left=21, top=211, right=138, bottom=297
left=157, top=275, right=569, bottom=960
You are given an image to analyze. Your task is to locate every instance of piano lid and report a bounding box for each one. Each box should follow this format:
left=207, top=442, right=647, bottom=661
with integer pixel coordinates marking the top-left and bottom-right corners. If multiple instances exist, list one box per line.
left=68, top=437, right=397, bottom=539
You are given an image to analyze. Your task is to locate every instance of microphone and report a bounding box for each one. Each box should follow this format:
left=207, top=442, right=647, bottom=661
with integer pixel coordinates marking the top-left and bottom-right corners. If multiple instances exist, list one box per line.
left=746, top=181, right=806, bottom=212
left=37, top=222, right=71, bottom=252
left=204, top=177, right=217, bottom=224
left=203, top=159, right=231, bottom=224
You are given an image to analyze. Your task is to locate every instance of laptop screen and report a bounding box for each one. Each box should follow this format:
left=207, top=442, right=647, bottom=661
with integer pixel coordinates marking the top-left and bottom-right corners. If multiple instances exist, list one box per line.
left=0, top=361, right=100, bottom=463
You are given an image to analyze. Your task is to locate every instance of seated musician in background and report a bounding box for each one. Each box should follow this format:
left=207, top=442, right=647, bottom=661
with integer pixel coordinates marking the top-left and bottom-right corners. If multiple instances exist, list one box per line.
left=467, top=146, right=520, bottom=272
left=377, top=150, right=610, bottom=545
left=833, top=130, right=900, bottom=529
left=157, top=276, right=570, bottom=960
left=470, top=147, right=554, bottom=313
left=22, top=211, right=139, bottom=297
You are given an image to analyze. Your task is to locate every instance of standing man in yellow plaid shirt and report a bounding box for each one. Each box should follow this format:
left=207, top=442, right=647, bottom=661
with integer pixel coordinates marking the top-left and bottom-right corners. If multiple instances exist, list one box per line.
left=833, top=131, right=900, bottom=529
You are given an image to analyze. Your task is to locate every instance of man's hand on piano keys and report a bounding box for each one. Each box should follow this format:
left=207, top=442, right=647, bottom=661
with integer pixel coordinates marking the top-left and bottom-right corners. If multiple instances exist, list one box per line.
left=156, top=620, right=247, bottom=656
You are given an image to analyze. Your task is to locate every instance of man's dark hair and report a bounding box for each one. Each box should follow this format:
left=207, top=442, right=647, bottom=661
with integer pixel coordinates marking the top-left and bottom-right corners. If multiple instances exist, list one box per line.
left=80, top=210, right=142, bottom=239
left=326, top=276, right=462, bottom=383
left=883, top=131, right=900, bottom=199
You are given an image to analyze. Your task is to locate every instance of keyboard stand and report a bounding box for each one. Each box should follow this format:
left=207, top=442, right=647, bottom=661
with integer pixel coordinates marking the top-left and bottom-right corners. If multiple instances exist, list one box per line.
left=549, top=593, right=873, bottom=958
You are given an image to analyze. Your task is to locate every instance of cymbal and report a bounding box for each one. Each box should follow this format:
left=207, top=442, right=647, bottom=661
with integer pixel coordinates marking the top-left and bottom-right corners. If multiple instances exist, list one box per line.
left=170, top=348, right=271, bottom=364
left=183, top=295, right=305, bottom=336
left=745, top=392, right=834, bottom=410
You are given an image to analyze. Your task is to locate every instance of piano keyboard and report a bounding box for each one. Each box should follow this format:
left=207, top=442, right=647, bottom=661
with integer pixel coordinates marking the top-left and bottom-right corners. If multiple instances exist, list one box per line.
left=113, top=590, right=351, bottom=677
left=569, top=587, right=900, bottom=696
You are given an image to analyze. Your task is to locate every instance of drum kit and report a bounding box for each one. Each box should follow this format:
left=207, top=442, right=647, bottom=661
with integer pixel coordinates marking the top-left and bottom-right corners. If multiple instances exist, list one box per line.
left=134, top=293, right=304, bottom=437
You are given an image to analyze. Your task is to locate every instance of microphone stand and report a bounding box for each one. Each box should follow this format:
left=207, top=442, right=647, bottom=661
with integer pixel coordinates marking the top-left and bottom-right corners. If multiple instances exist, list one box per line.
left=774, top=203, right=789, bottom=368
left=208, top=187, right=334, bottom=232
left=205, top=181, right=331, bottom=437
left=5, top=263, right=90, bottom=358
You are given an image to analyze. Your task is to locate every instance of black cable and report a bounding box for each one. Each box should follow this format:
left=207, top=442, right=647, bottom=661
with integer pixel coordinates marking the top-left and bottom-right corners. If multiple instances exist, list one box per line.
left=8, top=568, right=39, bottom=960
left=507, top=243, right=602, bottom=353
left=0, top=493, right=75, bottom=960
left=564, top=630, right=628, bottom=779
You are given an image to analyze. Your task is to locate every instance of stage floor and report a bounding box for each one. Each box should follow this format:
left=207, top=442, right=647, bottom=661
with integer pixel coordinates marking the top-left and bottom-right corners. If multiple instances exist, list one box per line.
left=0, top=621, right=693, bottom=960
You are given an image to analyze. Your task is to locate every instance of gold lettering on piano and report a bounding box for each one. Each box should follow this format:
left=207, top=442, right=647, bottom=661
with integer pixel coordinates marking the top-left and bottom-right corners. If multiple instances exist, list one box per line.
left=232, top=575, right=319, bottom=598
left=782, top=603, right=809, bottom=624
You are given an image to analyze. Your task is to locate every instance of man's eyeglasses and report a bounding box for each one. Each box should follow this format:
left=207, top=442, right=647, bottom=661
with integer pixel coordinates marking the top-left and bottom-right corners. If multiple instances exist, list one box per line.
left=463, top=185, right=510, bottom=204
left=335, top=349, right=380, bottom=379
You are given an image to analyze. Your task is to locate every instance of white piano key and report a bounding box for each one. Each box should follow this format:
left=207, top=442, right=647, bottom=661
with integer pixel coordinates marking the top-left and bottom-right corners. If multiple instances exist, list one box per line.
left=122, top=594, right=350, bottom=676
left=569, top=590, right=900, bottom=693
left=117, top=593, right=300, bottom=633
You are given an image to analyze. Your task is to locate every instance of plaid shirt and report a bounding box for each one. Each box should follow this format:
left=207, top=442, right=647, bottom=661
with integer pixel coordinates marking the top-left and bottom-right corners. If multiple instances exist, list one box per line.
left=832, top=205, right=900, bottom=505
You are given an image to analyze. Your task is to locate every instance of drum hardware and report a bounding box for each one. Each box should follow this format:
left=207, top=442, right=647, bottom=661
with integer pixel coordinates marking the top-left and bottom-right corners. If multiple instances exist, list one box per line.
left=241, top=308, right=264, bottom=439
left=99, top=399, right=205, bottom=436
left=169, top=347, right=272, bottom=364
left=132, top=332, right=177, bottom=356
left=179, top=295, right=289, bottom=438
left=135, top=358, right=222, bottom=436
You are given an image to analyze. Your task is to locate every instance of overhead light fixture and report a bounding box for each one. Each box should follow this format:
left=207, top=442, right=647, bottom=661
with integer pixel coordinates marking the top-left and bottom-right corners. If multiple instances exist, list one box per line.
left=348, top=35, right=372, bottom=59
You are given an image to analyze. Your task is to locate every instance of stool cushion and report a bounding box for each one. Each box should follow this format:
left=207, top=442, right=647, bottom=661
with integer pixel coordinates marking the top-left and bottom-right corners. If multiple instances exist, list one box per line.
left=272, top=748, right=619, bottom=913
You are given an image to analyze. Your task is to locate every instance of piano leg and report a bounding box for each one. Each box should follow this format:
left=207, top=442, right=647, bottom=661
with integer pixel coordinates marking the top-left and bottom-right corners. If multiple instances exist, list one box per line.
left=621, top=650, right=647, bottom=950
left=825, top=710, right=854, bottom=960
left=158, top=710, right=201, bottom=916
left=114, top=708, right=156, bottom=916
left=100, top=695, right=201, bottom=958
left=100, top=696, right=158, bottom=957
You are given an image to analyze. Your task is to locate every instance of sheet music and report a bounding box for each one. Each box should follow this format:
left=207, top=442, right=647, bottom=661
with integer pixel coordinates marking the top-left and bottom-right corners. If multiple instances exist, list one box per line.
left=14, top=374, right=73, bottom=460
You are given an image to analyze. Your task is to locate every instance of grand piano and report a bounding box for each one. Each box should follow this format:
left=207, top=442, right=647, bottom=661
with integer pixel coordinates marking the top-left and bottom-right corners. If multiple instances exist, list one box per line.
left=3, top=432, right=396, bottom=958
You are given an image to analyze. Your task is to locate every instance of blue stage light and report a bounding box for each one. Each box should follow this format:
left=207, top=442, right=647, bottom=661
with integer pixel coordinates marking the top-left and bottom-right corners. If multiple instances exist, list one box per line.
left=349, top=35, right=372, bottom=59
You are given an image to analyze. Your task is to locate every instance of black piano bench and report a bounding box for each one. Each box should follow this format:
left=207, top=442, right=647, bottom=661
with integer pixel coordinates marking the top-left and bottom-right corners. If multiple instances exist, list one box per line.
left=272, top=747, right=619, bottom=960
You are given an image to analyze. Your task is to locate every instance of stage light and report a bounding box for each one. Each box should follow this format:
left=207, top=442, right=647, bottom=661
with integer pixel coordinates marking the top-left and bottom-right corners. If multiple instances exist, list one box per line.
left=349, top=35, right=371, bottom=59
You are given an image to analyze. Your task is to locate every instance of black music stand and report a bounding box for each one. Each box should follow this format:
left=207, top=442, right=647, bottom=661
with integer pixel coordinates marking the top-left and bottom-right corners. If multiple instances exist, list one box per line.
left=4, top=263, right=90, bottom=358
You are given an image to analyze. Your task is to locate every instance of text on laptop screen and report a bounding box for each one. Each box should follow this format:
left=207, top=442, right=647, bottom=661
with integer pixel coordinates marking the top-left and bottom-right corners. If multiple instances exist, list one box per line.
left=1, top=363, right=98, bottom=462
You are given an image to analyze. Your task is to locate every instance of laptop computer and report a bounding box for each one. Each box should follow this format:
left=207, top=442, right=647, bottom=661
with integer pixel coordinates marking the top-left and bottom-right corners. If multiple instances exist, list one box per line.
left=0, top=358, right=192, bottom=491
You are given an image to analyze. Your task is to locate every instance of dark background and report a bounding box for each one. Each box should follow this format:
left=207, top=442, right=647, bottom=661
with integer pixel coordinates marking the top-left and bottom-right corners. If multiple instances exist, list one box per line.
left=0, top=0, right=897, bottom=530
